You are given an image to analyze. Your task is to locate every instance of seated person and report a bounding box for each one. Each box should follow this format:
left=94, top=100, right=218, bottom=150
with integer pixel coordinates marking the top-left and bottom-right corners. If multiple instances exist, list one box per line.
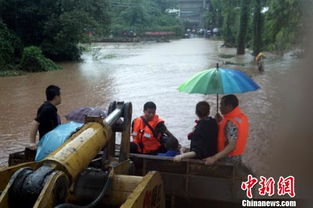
left=204, top=95, right=248, bottom=165
left=174, top=101, right=218, bottom=161
left=157, top=136, right=180, bottom=157
left=130, top=101, right=176, bottom=155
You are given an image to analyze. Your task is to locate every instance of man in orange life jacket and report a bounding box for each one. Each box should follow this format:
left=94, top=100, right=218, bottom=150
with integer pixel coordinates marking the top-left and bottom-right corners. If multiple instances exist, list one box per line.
left=204, top=94, right=248, bottom=165
left=130, top=101, right=175, bottom=154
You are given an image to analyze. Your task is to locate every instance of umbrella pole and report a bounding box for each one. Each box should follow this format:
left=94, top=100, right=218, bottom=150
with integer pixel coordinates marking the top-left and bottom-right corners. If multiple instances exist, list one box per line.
left=216, top=63, right=219, bottom=114
left=216, top=93, right=219, bottom=113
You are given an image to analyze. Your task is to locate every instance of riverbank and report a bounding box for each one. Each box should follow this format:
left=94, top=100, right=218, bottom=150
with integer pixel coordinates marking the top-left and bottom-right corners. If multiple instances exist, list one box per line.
left=216, top=43, right=303, bottom=72
left=0, top=46, right=62, bottom=77
left=0, top=67, right=61, bottom=77
left=0, top=38, right=303, bottom=77
left=94, top=36, right=180, bottom=43
left=0, top=70, right=25, bottom=77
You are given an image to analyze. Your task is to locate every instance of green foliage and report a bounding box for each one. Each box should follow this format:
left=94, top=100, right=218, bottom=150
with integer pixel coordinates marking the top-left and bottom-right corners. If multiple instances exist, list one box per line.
left=120, top=3, right=149, bottom=30
left=155, top=0, right=176, bottom=12
left=41, top=11, right=98, bottom=61
left=0, top=69, right=25, bottom=77
left=0, top=21, right=22, bottom=70
left=223, top=8, right=240, bottom=47
left=205, top=0, right=241, bottom=46
left=0, top=22, right=14, bottom=69
left=252, top=0, right=263, bottom=56
left=61, top=0, right=111, bottom=36
left=205, top=0, right=303, bottom=54
left=237, top=0, right=250, bottom=54
left=1, top=0, right=110, bottom=61
left=264, top=0, right=303, bottom=53
left=20, top=46, right=61, bottom=72
left=109, top=0, right=181, bottom=36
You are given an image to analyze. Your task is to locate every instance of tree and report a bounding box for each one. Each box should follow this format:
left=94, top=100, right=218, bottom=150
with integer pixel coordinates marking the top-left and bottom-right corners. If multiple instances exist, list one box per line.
left=237, top=0, right=250, bottom=54
left=155, top=0, right=176, bottom=12
left=20, top=46, right=60, bottom=72
left=0, top=20, right=21, bottom=69
left=264, top=0, right=303, bottom=53
left=252, top=0, right=263, bottom=56
left=223, top=9, right=240, bottom=47
left=1, top=0, right=111, bottom=62
left=109, top=0, right=181, bottom=36
left=205, top=0, right=304, bottom=54
left=41, top=11, right=98, bottom=61
left=205, top=0, right=241, bottom=46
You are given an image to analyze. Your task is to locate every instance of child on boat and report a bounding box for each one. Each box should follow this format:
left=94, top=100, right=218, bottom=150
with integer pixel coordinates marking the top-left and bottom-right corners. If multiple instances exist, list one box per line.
left=174, top=101, right=218, bottom=161
left=157, top=136, right=180, bottom=157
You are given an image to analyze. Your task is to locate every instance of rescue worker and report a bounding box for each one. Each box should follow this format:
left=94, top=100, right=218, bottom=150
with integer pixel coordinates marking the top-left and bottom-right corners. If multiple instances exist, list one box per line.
left=29, top=85, right=61, bottom=149
left=204, top=95, right=248, bottom=165
left=130, top=101, right=175, bottom=155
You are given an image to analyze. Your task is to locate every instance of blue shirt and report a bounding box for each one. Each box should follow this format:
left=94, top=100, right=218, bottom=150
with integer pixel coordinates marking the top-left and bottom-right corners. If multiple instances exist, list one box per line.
left=157, top=150, right=179, bottom=157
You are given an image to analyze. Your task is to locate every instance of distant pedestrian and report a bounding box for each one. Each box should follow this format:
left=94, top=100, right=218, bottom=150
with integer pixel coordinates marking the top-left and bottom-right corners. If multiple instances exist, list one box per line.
left=255, top=52, right=265, bottom=72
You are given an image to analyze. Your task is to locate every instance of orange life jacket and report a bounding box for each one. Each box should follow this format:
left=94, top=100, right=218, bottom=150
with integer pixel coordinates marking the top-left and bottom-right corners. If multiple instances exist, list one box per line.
left=217, top=106, right=249, bottom=156
left=132, top=114, right=163, bottom=154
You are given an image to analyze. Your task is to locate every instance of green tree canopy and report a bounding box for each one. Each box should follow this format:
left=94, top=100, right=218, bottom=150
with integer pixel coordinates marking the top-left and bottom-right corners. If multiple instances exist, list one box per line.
left=205, top=0, right=304, bottom=54
left=109, top=0, right=181, bottom=36
left=0, top=21, right=21, bottom=69
left=264, top=0, right=303, bottom=53
left=1, top=0, right=110, bottom=61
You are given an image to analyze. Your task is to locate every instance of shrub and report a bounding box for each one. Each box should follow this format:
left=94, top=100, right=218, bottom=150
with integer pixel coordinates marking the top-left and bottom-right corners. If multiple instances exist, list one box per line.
left=0, top=22, right=22, bottom=70
left=20, top=46, right=61, bottom=72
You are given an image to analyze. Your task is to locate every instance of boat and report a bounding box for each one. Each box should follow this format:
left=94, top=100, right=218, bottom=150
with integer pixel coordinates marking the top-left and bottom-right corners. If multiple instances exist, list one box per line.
left=1, top=102, right=253, bottom=207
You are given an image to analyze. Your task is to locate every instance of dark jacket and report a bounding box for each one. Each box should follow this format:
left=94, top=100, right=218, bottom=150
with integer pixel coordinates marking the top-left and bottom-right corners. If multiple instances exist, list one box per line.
left=190, top=117, right=218, bottom=159
left=35, top=101, right=60, bottom=139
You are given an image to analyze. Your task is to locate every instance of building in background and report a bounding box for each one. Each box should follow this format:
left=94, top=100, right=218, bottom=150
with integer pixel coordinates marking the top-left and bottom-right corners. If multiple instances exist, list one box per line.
left=176, top=0, right=210, bottom=28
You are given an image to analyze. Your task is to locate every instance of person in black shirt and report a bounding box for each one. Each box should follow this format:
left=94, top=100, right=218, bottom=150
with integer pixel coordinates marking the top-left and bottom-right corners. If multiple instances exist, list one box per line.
left=174, top=101, right=218, bottom=161
left=29, top=85, right=61, bottom=149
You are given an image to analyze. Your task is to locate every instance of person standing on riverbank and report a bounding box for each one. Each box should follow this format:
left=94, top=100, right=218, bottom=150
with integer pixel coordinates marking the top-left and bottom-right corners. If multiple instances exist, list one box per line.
left=29, top=85, right=61, bottom=149
left=204, top=95, right=248, bottom=165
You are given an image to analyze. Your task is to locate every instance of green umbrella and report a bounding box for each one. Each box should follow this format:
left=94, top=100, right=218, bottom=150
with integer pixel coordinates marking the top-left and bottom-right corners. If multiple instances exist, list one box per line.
left=177, top=64, right=260, bottom=111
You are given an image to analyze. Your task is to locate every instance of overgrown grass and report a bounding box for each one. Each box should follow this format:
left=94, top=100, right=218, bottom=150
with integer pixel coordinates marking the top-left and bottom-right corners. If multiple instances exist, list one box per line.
left=103, top=54, right=117, bottom=59
left=219, top=53, right=235, bottom=59
left=0, top=70, right=25, bottom=77
left=224, top=61, right=245, bottom=66
left=20, top=46, right=61, bottom=72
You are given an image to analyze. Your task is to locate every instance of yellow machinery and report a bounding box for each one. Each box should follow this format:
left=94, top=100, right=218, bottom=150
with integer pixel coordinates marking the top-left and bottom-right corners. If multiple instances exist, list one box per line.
left=0, top=102, right=165, bottom=208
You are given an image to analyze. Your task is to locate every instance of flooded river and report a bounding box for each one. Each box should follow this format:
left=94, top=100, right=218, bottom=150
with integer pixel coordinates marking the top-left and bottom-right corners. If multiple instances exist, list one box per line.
left=0, top=38, right=300, bottom=174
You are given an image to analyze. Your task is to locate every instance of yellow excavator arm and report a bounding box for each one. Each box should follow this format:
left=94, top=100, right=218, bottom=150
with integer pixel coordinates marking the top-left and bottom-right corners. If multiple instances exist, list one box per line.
left=0, top=102, right=165, bottom=208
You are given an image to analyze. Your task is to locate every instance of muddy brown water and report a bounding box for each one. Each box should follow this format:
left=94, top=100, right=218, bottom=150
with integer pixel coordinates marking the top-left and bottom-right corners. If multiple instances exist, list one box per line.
left=0, top=39, right=300, bottom=174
